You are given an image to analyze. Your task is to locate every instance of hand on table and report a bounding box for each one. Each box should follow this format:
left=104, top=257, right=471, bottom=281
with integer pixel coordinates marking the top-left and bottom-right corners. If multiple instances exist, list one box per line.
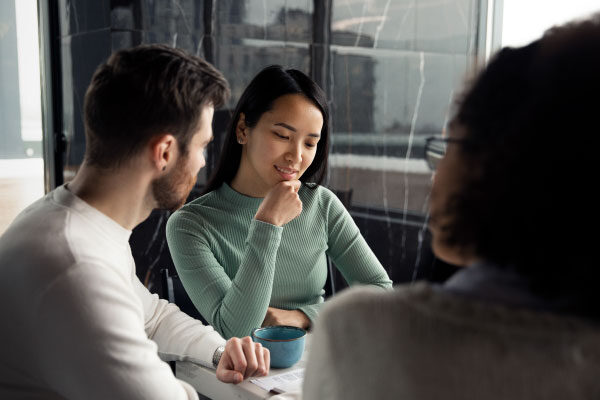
left=254, top=181, right=302, bottom=227
left=216, top=337, right=270, bottom=384
left=262, top=307, right=311, bottom=330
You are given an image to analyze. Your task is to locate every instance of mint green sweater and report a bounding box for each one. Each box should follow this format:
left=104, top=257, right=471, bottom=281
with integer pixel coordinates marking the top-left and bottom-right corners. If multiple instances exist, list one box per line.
left=166, top=183, right=392, bottom=339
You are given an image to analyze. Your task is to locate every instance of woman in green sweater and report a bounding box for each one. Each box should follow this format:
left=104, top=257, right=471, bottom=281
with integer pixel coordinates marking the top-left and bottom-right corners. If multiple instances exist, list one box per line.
left=166, top=65, right=392, bottom=339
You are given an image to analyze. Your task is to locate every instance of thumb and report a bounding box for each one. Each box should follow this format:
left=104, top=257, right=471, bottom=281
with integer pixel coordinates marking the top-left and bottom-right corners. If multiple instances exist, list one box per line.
left=216, top=368, right=244, bottom=384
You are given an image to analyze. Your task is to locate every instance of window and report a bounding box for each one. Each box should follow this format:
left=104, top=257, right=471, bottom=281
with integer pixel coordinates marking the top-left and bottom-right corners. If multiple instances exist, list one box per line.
left=0, top=0, right=43, bottom=235
left=54, top=0, right=488, bottom=289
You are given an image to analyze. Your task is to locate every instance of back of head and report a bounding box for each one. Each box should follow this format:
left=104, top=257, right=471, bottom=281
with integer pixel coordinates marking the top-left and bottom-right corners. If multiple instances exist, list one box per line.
left=84, top=44, right=229, bottom=168
left=447, top=14, right=600, bottom=314
left=204, top=65, right=330, bottom=193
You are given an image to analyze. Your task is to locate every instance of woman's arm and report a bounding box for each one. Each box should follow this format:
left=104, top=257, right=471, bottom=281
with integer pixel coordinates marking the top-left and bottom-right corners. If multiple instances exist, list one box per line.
left=166, top=181, right=303, bottom=339
left=167, top=213, right=282, bottom=339
left=324, top=189, right=393, bottom=289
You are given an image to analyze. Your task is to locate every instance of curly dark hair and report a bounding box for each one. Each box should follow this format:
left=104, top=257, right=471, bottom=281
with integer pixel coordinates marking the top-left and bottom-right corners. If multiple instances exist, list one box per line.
left=444, top=14, right=600, bottom=312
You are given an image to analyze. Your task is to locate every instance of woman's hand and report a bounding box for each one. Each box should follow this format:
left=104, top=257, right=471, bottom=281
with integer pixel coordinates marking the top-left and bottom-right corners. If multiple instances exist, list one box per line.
left=254, top=181, right=302, bottom=227
left=262, top=307, right=311, bottom=330
left=216, top=336, right=270, bottom=383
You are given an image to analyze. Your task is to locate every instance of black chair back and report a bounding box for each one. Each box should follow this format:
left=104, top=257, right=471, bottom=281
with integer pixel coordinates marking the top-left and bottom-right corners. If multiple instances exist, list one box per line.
left=160, top=268, right=209, bottom=325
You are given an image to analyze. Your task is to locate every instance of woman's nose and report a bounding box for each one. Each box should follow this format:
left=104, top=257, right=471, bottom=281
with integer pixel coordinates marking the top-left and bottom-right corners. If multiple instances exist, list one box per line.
left=285, top=142, right=302, bottom=163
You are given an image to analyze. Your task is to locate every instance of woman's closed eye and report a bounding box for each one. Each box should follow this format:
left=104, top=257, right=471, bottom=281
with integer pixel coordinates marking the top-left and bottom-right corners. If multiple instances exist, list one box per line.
left=273, top=131, right=289, bottom=140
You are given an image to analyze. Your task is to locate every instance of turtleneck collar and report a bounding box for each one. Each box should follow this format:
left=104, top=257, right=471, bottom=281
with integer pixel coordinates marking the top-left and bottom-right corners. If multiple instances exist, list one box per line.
left=218, top=183, right=266, bottom=210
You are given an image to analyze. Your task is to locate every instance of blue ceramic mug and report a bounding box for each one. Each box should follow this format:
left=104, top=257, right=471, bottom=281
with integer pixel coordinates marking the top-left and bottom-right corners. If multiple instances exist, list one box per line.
left=252, top=326, right=306, bottom=368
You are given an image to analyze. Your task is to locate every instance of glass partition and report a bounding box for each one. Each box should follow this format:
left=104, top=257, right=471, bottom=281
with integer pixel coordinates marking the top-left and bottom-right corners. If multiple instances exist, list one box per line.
left=53, top=0, right=487, bottom=290
left=0, top=0, right=44, bottom=235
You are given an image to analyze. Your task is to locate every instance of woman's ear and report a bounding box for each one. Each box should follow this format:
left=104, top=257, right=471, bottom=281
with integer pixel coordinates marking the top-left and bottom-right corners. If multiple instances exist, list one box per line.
left=236, top=113, right=248, bottom=144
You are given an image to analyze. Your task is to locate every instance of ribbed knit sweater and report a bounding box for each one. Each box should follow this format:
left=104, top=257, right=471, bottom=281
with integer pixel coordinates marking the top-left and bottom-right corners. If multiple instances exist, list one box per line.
left=166, top=183, right=392, bottom=339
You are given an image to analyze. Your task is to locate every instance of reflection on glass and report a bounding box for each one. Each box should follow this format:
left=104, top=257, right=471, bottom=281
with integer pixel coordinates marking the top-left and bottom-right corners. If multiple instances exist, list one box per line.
left=53, top=0, right=482, bottom=287
left=328, top=0, right=479, bottom=213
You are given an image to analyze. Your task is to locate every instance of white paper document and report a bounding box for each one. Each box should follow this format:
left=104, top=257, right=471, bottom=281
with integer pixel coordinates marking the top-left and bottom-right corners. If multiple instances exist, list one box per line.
left=250, top=368, right=305, bottom=394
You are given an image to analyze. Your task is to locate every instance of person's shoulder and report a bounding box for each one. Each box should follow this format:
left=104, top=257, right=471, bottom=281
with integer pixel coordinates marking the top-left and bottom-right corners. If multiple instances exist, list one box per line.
left=302, top=183, right=334, bottom=197
left=0, top=190, right=75, bottom=262
left=321, top=283, right=434, bottom=318
left=170, top=190, right=220, bottom=223
left=299, top=183, right=340, bottom=206
left=167, top=190, right=231, bottom=239
left=181, top=189, right=221, bottom=212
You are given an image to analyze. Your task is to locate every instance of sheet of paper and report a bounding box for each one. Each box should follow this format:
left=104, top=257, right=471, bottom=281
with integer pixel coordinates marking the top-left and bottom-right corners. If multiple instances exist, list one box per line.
left=250, top=368, right=305, bottom=394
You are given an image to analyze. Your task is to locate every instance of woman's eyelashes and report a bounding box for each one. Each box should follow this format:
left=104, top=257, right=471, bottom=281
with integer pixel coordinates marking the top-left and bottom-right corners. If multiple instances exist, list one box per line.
left=272, top=131, right=318, bottom=148
left=273, top=131, right=289, bottom=140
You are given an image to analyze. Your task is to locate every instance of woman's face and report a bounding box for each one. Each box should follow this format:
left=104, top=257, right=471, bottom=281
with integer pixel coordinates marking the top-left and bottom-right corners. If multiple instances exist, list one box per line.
left=428, top=124, right=476, bottom=267
left=234, top=94, right=324, bottom=197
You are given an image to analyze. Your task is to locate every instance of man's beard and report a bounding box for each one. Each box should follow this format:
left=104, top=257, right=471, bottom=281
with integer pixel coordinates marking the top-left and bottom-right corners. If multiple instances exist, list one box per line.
left=152, top=156, right=197, bottom=212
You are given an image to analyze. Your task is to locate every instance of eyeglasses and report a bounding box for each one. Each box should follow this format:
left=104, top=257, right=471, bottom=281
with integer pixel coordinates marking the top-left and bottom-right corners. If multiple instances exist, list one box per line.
left=424, top=136, right=466, bottom=170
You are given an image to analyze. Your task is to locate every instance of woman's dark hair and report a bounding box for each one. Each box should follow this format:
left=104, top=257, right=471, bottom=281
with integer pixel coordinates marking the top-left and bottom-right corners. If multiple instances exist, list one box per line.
left=204, top=65, right=330, bottom=193
left=443, top=14, right=600, bottom=314
left=84, top=44, right=229, bottom=168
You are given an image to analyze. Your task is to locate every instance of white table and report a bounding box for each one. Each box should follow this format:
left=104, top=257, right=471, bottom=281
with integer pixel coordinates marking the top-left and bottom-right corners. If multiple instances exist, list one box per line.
left=176, top=336, right=310, bottom=400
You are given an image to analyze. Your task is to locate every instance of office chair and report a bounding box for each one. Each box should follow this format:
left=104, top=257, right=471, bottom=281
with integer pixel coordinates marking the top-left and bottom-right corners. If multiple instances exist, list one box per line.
left=160, top=268, right=210, bottom=375
left=160, top=268, right=209, bottom=324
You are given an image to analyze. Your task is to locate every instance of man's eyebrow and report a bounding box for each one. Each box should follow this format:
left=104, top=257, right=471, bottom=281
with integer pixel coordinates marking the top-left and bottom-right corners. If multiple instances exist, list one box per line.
left=274, top=122, right=320, bottom=138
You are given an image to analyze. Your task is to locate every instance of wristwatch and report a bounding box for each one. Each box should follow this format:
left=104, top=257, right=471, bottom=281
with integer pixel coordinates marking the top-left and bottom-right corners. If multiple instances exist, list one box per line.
left=212, top=346, right=225, bottom=368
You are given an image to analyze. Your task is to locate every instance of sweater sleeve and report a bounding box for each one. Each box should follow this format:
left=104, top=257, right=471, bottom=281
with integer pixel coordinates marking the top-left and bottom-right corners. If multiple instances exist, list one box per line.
left=324, top=189, right=392, bottom=289
left=167, top=212, right=283, bottom=339
left=34, top=263, right=199, bottom=400
left=133, top=275, right=225, bottom=367
left=297, top=302, right=323, bottom=324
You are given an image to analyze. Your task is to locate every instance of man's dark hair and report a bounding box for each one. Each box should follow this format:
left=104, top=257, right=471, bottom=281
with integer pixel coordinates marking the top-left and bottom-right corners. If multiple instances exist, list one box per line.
left=442, top=13, right=600, bottom=316
left=83, top=44, right=229, bottom=168
left=203, top=65, right=330, bottom=194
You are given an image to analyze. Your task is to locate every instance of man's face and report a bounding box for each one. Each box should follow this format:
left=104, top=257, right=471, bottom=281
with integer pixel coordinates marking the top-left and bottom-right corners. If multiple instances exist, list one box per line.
left=152, top=105, right=214, bottom=211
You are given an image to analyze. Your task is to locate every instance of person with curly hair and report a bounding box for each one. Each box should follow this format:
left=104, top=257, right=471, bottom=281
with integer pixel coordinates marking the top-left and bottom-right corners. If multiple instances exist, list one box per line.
left=303, top=13, right=600, bottom=400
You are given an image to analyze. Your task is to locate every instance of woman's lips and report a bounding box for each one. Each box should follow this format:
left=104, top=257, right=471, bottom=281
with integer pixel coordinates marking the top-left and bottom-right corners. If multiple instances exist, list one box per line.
left=274, top=165, right=298, bottom=180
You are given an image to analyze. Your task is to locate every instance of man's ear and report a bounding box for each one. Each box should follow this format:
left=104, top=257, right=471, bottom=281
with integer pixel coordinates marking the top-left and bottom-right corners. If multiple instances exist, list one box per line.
left=236, top=113, right=248, bottom=144
left=149, top=134, right=177, bottom=172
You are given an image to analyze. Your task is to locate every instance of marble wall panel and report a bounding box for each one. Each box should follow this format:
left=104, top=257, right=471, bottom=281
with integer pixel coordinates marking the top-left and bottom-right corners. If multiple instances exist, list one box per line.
left=54, top=0, right=479, bottom=292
